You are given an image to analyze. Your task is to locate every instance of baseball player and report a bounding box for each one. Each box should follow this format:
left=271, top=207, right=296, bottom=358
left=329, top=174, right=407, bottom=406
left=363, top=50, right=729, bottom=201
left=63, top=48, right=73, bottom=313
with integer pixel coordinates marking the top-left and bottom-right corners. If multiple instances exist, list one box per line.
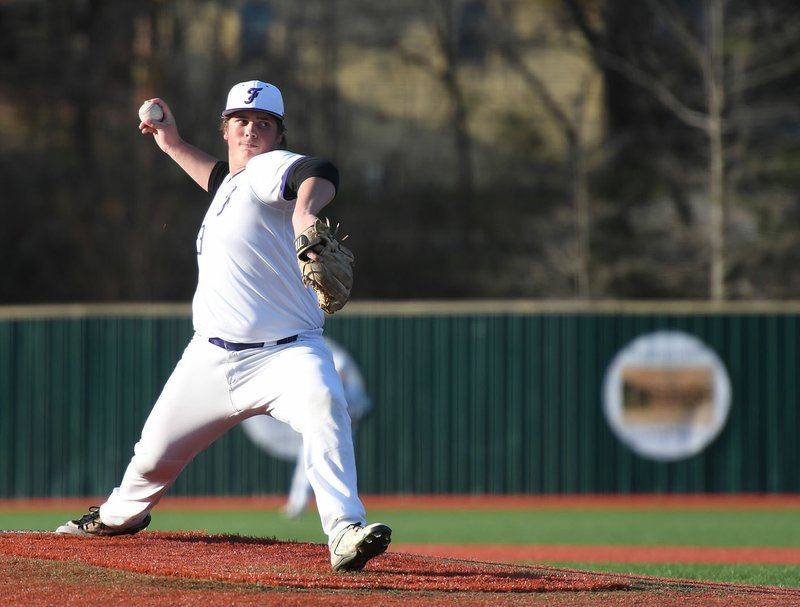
left=241, top=338, right=373, bottom=517
left=55, top=80, right=391, bottom=573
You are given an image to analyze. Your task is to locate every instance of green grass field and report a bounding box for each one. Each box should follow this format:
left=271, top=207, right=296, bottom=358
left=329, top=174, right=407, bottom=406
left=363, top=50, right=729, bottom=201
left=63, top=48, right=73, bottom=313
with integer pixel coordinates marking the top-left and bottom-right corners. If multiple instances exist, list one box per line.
left=2, top=504, right=798, bottom=588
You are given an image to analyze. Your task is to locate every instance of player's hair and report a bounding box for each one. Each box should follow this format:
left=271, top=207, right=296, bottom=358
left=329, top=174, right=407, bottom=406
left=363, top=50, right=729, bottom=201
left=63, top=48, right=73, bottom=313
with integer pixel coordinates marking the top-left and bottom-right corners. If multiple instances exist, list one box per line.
left=220, top=115, right=288, bottom=149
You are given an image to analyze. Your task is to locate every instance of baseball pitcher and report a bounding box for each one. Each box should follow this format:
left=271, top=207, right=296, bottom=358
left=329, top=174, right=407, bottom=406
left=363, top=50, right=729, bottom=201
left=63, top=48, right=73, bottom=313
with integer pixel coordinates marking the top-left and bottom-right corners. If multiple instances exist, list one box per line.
left=55, top=80, right=391, bottom=573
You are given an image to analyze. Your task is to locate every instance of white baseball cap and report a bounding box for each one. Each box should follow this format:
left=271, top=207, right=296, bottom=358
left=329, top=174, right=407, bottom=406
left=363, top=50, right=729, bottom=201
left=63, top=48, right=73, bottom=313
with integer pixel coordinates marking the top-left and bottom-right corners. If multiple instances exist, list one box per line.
left=222, top=80, right=284, bottom=120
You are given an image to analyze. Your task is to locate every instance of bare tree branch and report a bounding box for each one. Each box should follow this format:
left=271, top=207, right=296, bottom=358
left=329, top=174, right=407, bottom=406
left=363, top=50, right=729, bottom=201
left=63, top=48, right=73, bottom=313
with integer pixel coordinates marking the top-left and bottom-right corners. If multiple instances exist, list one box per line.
left=644, top=0, right=705, bottom=64
left=596, top=48, right=709, bottom=131
left=734, top=51, right=800, bottom=94
left=562, top=0, right=709, bottom=131
left=490, top=36, right=575, bottom=137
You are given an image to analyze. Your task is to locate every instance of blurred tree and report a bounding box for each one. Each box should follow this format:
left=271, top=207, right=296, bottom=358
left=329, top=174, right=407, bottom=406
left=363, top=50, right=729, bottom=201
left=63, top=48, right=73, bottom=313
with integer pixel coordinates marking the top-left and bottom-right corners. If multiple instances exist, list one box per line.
left=564, top=0, right=800, bottom=300
left=394, top=0, right=477, bottom=204
left=485, top=1, right=603, bottom=298
left=3, top=0, right=800, bottom=303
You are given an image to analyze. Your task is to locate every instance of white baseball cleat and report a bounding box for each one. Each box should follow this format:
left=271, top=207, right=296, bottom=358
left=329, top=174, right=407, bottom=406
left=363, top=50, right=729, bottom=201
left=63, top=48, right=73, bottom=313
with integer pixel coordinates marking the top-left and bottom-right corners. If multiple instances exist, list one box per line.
left=55, top=506, right=151, bottom=537
left=329, top=522, right=392, bottom=572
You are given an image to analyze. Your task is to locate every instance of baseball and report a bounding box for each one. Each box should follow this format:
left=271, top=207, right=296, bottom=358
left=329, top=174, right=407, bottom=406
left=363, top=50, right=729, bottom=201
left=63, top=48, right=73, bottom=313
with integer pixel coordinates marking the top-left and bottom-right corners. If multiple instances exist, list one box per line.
left=138, top=100, right=164, bottom=123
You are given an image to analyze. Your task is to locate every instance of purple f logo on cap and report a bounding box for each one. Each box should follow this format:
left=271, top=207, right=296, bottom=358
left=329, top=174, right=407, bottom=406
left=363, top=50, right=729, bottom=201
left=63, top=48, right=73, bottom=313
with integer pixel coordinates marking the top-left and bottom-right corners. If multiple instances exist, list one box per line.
left=244, top=87, right=263, bottom=104
left=222, top=80, right=284, bottom=120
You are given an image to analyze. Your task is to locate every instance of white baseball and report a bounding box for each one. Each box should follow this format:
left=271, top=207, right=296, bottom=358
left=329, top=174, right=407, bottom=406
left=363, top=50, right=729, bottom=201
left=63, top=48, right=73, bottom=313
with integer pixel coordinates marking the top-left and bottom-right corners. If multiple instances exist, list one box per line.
left=138, top=100, right=164, bottom=123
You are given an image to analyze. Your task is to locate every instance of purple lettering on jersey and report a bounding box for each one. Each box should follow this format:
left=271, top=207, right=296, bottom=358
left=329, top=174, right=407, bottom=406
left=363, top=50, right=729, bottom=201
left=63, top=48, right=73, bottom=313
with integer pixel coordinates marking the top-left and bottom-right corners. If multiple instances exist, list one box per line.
left=216, top=185, right=237, bottom=216
left=245, top=88, right=263, bottom=103
left=196, top=225, right=206, bottom=255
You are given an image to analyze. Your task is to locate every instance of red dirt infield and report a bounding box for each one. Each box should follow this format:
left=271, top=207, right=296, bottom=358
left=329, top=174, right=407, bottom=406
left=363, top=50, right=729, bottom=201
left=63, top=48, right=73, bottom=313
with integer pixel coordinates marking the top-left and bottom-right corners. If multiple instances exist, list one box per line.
left=2, top=531, right=800, bottom=607
left=1, top=495, right=799, bottom=605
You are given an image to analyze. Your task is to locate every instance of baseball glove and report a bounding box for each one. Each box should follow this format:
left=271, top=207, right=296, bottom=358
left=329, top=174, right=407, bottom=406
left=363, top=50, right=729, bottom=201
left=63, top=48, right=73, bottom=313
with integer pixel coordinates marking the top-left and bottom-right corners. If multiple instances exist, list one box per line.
left=295, top=218, right=355, bottom=314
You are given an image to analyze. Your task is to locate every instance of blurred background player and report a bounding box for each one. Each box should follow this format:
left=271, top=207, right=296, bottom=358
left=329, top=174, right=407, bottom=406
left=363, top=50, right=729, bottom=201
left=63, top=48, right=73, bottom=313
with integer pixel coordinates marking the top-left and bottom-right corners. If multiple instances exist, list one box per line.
left=242, top=338, right=373, bottom=517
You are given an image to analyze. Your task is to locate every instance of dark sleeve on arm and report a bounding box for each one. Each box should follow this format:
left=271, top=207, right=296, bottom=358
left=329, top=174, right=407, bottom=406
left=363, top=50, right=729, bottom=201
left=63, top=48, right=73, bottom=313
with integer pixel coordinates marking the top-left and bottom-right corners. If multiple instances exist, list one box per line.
left=208, top=161, right=230, bottom=198
left=283, top=157, right=339, bottom=200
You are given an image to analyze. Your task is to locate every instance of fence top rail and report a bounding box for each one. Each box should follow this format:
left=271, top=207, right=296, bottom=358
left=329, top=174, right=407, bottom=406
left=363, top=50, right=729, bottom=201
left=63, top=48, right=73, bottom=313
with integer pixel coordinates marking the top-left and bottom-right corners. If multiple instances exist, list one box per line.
left=3, top=300, right=800, bottom=320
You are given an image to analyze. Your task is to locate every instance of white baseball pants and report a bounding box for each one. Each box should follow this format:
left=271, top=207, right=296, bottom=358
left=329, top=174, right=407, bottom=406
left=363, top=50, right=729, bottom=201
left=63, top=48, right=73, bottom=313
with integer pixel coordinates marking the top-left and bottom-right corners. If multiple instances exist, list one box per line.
left=98, top=331, right=366, bottom=543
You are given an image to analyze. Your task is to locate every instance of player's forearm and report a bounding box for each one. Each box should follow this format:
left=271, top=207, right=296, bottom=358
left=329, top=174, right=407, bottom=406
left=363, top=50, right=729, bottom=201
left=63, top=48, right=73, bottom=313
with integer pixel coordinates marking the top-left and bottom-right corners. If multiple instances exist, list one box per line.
left=163, top=140, right=219, bottom=192
left=292, top=177, right=336, bottom=235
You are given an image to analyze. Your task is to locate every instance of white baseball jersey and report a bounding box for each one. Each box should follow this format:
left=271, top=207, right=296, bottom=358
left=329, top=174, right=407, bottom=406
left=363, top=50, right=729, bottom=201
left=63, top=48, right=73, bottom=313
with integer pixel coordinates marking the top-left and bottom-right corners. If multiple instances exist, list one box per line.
left=193, top=150, right=324, bottom=343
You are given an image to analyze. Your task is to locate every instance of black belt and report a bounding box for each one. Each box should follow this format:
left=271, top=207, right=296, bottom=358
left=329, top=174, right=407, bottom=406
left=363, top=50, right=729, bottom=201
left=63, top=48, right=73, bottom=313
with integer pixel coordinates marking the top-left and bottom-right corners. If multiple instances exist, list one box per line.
left=208, top=335, right=298, bottom=351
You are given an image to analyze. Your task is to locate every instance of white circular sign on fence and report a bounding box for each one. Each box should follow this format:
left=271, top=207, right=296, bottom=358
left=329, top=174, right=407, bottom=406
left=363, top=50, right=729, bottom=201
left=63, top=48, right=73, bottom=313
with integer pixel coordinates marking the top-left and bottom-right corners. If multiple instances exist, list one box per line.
left=602, top=330, right=731, bottom=462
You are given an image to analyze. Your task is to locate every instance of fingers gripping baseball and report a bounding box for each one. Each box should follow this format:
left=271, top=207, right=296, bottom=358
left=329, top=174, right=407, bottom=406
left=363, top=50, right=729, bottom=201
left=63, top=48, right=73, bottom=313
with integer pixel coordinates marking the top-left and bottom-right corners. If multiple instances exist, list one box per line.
left=139, top=100, right=164, bottom=123
left=138, top=99, right=167, bottom=135
left=136, top=98, right=183, bottom=155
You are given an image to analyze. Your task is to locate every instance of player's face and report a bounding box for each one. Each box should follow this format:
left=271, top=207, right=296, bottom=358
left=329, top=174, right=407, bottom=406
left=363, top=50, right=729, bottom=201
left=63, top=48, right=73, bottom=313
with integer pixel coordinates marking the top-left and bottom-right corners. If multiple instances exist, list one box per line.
left=224, top=111, right=283, bottom=165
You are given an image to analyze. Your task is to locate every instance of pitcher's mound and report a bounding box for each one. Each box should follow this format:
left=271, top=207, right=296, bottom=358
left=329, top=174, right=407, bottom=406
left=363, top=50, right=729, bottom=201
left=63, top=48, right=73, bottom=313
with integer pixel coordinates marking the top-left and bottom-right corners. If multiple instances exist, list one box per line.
left=1, top=531, right=798, bottom=606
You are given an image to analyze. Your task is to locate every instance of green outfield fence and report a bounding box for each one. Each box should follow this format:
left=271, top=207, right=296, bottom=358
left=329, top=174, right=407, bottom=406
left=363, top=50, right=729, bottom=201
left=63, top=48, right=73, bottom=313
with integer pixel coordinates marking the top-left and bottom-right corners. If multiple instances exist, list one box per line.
left=0, top=301, right=798, bottom=498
